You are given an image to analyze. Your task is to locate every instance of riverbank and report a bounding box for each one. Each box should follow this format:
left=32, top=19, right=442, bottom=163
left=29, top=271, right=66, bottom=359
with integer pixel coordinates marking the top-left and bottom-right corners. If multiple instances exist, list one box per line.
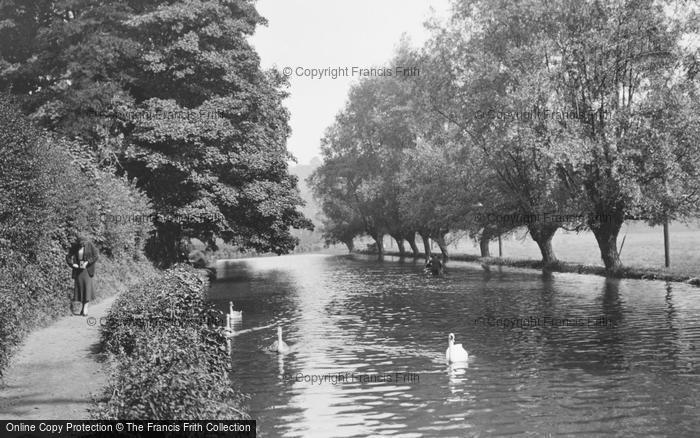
left=0, top=258, right=157, bottom=419
left=94, top=265, right=247, bottom=420
left=359, top=250, right=700, bottom=286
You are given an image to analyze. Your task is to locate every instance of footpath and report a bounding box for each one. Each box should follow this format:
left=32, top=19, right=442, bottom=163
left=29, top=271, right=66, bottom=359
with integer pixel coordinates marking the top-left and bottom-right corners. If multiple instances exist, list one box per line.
left=0, top=296, right=117, bottom=420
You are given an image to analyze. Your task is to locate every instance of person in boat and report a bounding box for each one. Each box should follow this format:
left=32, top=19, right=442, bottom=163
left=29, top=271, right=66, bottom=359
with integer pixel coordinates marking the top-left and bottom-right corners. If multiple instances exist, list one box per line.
left=425, top=254, right=444, bottom=276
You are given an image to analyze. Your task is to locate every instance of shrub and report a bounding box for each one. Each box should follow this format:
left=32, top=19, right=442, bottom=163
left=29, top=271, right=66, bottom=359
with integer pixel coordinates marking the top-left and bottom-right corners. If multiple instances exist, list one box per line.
left=0, top=95, right=155, bottom=375
left=95, top=266, right=247, bottom=420
left=0, top=95, right=54, bottom=260
left=39, top=135, right=154, bottom=260
left=0, top=237, right=157, bottom=376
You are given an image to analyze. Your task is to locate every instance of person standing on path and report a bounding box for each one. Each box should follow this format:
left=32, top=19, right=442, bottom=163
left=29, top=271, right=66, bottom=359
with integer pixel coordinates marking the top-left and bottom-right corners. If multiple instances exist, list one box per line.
left=65, top=234, right=99, bottom=316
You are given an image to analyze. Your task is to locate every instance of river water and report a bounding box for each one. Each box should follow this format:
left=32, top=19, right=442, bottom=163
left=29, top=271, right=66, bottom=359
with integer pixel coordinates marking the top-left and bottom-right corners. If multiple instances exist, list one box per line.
left=207, top=254, right=700, bottom=437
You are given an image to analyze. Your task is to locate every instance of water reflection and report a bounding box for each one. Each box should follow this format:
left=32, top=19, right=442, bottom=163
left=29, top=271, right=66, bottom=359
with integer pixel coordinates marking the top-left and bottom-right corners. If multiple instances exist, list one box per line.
left=209, top=254, right=700, bottom=437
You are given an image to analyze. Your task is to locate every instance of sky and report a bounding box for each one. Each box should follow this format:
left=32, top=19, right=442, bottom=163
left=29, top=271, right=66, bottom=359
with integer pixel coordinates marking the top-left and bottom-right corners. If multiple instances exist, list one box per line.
left=249, top=0, right=451, bottom=166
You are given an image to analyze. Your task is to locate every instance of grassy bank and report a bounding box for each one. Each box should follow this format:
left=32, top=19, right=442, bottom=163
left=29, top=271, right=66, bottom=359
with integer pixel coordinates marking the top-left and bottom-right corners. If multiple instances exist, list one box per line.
left=359, top=250, right=700, bottom=286
left=94, top=265, right=247, bottom=419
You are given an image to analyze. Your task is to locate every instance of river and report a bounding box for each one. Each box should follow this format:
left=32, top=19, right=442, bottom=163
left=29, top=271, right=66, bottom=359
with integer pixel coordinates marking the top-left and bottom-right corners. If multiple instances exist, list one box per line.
left=207, top=254, right=700, bottom=437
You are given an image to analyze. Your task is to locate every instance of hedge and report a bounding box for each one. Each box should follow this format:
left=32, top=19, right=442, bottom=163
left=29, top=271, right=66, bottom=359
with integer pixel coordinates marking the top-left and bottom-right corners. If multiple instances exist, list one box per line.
left=94, top=265, right=247, bottom=420
left=0, top=95, right=154, bottom=376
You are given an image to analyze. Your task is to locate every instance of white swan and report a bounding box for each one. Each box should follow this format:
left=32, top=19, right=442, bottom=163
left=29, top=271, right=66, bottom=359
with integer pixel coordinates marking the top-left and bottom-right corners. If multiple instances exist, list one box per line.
left=229, top=301, right=242, bottom=320
left=445, top=333, right=469, bottom=363
left=268, top=326, right=291, bottom=354
left=224, top=302, right=242, bottom=339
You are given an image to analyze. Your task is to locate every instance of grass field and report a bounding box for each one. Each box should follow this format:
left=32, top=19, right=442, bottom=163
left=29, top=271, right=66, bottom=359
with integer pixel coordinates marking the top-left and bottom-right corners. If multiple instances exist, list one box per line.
left=378, top=221, right=700, bottom=278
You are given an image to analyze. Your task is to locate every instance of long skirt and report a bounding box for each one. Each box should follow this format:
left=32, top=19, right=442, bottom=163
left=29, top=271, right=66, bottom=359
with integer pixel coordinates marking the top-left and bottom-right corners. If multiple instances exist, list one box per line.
left=73, top=269, right=95, bottom=303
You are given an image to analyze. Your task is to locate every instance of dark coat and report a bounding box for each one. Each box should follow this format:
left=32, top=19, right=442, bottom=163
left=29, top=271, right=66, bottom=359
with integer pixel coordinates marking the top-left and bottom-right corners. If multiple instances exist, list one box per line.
left=65, top=241, right=99, bottom=279
left=426, top=256, right=444, bottom=275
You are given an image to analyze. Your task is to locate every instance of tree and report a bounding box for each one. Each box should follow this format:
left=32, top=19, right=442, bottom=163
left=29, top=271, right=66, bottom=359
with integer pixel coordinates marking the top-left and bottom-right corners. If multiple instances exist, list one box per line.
left=429, top=0, right=700, bottom=270
left=311, top=69, right=421, bottom=259
left=415, top=0, right=580, bottom=263
left=0, top=0, right=311, bottom=265
left=544, top=0, right=700, bottom=270
left=310, top=142, right=387, bottom=257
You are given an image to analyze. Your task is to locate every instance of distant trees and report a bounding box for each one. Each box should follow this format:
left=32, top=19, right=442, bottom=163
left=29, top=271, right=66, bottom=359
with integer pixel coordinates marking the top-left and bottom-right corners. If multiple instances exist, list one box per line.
left=309, top=0, right=700, bottom=271
left=310, top=64, right=419, bottom=259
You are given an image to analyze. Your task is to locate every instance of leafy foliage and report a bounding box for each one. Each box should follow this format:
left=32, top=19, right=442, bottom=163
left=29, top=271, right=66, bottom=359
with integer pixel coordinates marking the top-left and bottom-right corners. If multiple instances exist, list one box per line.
left=310, top=55, right=421, bottom=255
left=0, top=95, right=154, bottom=375
left=96, top=266, right=247, bottom=420
left=0, top=0, right=312, bottom=266
left=309, top=0, right=700, bottom=269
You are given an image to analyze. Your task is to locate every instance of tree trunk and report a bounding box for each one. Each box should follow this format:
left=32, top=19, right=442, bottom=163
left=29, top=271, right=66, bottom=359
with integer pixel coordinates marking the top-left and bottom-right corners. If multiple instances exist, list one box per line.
left=344, top=239, right=354, bottom=253
left=590, top=215, right=623, bottom=271
left=146, top=224, right=183, bottom=268
left=391, top=234, right=406, bottom=257
left=434, top=233, right=449, bottom=260
left=373, top=233, right=385, bottom=260
left=528, top=224, right=559, bottom=264
left=479, top=233, right=491, bottom=257
left=407, top=235, right=420, bottom=256
left=420, top=232, right=431, bottom=258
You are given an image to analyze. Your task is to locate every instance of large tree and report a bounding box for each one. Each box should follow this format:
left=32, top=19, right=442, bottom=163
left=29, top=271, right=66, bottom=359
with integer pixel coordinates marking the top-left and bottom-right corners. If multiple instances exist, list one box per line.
left=311, top=69, right=420, bottom=259
left=0, top=0, right=311, bottom=265
left=428, top=0, right=700, bottom=270
left=543, top=0, right=700, bottom=270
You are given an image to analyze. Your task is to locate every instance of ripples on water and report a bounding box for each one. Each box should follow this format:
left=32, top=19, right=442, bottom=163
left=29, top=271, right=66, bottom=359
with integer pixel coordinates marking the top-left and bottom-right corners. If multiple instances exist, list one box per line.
left=207, top=254, right=700, bottom=437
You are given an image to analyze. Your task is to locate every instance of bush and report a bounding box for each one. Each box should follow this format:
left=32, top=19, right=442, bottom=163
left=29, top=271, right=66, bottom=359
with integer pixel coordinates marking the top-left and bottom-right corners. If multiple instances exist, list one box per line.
left=0, top=95, right=155, bottom=375
left=0, top=95, right=54, bottom=260
left=38, top=135, right=154, bottom=260
left=0, top=238, right=156, bottom=376
left=95, top=266, right=247, bottom=420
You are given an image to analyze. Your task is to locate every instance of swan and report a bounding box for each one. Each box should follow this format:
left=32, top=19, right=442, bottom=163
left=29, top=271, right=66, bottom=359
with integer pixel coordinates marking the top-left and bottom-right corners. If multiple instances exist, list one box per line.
left=268, top=326, right=291, bottom=354
left=224, top=302, right=242, bottom=339
left=229, top=301, right=242, bottom=320
left=445, top=333, right=469, bottom=363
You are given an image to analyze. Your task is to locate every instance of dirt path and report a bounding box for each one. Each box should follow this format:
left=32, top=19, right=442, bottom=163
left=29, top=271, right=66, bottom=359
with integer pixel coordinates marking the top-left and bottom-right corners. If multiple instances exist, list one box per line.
left=0, top=296, right=117, bottom=420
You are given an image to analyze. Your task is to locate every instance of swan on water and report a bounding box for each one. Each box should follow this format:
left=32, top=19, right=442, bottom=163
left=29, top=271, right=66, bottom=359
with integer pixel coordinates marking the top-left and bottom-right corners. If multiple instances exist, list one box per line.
left=229, top=301, right=242, bottom=320
left=224, top=302, right=242, bottom=339
left=268, top=326, right=291, bottom=354
left=445, top=333, right=469, bottom=363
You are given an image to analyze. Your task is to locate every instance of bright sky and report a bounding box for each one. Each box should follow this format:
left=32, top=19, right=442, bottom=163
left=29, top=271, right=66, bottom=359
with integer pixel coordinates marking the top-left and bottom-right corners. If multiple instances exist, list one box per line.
left=249, top=0, right=451, bottom=165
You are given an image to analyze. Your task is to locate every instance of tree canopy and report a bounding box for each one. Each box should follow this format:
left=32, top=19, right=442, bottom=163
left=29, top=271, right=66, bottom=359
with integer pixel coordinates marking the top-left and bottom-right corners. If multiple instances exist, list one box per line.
left=309, top=0, right=700, bottom=270
left=0, top=0, right=312, bottom=264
